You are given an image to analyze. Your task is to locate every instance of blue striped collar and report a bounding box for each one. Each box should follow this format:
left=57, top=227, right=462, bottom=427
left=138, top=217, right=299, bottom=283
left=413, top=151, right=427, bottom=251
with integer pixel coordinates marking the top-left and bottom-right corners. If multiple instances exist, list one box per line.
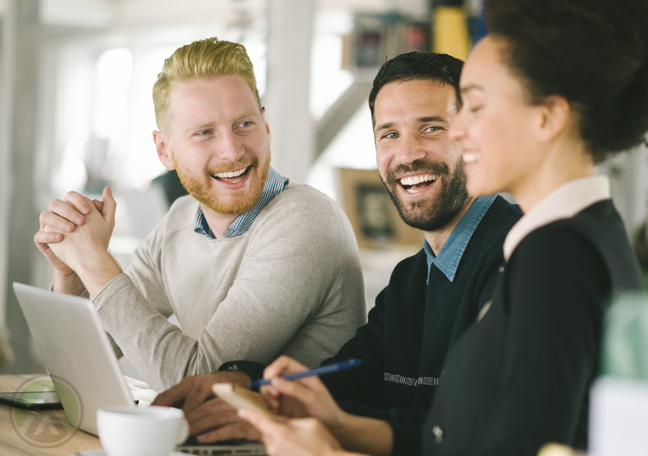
left=423, top=195, right=496, bottom=284
left=194, top=166, right=289, bottom=239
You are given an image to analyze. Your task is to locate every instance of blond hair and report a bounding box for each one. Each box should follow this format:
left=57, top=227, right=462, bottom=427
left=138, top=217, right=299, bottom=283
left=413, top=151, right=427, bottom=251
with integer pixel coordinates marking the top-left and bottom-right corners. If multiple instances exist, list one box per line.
left=152, top=37, right=261, bottom=134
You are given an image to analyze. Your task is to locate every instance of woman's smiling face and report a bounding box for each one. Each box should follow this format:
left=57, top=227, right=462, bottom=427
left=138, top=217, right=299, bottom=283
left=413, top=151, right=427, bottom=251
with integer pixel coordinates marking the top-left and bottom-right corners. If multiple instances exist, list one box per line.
left=449, top=36, right=545, bottom=200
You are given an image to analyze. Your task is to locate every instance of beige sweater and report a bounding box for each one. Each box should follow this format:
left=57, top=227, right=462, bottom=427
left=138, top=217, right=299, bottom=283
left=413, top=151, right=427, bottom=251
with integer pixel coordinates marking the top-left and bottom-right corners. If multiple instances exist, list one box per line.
left=93, top=183, right=367, bottom=392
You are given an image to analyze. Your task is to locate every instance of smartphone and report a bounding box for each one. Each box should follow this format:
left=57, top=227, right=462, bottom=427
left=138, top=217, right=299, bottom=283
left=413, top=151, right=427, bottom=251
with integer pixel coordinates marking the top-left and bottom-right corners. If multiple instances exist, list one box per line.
left=212, top=383, right=278, bottom=420
left=0, top=390, right=63, bottom=410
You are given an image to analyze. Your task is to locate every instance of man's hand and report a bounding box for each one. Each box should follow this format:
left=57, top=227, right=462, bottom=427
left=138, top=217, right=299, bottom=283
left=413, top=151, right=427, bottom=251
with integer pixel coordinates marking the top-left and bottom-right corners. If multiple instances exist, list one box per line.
left=41, top=187, right=122, bottom=296
left=35, top=191, right=105, bottom=295
left=152, top=371, right=261, bottom=443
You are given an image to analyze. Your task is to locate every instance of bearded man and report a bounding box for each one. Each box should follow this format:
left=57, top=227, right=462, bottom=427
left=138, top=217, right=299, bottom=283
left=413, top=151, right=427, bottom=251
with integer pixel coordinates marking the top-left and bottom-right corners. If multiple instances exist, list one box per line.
left=149, top=52, right=523, bottom=445
left=34, top=37, right=366, bottom=393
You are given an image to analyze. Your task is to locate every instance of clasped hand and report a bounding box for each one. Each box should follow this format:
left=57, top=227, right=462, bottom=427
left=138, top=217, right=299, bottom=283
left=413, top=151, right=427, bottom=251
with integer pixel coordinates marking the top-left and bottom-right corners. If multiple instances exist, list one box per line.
left=34, top=187, right=121, bottom=296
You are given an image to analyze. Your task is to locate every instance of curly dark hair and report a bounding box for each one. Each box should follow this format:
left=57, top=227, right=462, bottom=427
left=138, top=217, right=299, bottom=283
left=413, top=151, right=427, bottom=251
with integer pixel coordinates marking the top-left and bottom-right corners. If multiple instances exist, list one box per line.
left=484, top=0, right=648, bottom=163
left=368, top=52, right=464, bottom=125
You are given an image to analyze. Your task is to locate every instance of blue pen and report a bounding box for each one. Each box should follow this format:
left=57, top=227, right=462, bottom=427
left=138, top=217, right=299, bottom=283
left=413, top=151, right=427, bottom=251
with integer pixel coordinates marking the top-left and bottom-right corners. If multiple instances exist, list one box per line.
left=249, top=359, right=363, bottom=389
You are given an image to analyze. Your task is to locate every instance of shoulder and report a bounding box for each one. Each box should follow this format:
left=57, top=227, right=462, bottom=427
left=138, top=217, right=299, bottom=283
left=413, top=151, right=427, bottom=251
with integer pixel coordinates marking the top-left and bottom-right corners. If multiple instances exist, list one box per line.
left=387, top=249, right=428, bottom=289
left=513, top=221, right=602, bottom=266
left=515, top=201, right=627, bottom=266
left=479, top=196, right=523, bottom=241
left=158, top=194, right=198, bottom=233
left=266, top=183, right=340, bottom=212
left=254, top=183, right=353, bottom=238
left=509, top=221, right=610, bottom=297
left=461, top=196, right=522, bottom=266
left=503, top=221, right=612, bottom=325
left=135, top=195, right=197, bottom=248
left=514, top=202, right=640, bottom=292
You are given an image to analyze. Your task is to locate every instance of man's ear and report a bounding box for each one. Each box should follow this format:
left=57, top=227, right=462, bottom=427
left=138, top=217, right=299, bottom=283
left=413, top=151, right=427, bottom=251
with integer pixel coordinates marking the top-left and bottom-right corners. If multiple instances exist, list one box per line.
left=537, top=95, right=571, bottom=143
left=152, top=130, right=175, bottom=170
left=261, top=107, right=271, bottom=146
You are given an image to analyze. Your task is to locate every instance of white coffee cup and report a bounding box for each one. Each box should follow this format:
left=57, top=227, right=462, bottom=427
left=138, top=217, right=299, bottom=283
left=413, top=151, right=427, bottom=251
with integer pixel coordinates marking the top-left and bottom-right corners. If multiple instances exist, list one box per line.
left=97, top=405, right=189, bottom=456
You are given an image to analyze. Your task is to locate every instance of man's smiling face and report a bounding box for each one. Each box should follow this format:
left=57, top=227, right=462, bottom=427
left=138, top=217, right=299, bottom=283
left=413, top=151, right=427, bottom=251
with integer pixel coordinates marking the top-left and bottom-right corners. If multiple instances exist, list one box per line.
left=373, top=78, right=470, bottom=232
left=158, top=75, right=271, bottom=215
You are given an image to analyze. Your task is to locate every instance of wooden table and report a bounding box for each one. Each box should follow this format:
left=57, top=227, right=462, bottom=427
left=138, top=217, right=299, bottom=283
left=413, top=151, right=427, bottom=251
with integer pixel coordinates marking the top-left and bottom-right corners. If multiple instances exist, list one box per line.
left=0, top=375, right=102, bottom=456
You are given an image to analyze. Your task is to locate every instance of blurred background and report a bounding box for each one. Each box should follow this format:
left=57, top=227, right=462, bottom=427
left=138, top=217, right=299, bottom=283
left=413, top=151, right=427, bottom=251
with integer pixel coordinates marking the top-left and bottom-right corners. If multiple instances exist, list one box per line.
left=0, top=0, right=646, bottom=376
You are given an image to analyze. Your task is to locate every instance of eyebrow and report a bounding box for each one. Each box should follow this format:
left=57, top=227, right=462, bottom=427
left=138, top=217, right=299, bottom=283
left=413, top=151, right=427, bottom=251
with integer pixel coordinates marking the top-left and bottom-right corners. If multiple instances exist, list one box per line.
left=460, top=84, right=484, bottom=95
left=184, top=123, right=215, bottom=135
left=183, top=112, right=259, bottom=135
left=374, top=116, right=449, bottom=133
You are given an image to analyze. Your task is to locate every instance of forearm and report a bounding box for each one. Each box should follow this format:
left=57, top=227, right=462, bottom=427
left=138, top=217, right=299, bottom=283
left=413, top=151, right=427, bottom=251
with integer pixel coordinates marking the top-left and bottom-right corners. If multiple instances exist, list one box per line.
left=76, top=250, right=123, bottom=297
left=52, top=270, right=86, bottom=295
left=94, top=274, right=301, bottom=392
left=330, top=412, right=393, bottom=455
left=93, top=274, right=201, bottom=391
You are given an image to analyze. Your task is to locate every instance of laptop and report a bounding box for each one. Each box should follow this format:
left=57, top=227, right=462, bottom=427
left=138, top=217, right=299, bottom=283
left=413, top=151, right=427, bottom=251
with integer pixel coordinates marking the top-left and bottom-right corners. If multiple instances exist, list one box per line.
left=13, top=283, right=266, bottom=455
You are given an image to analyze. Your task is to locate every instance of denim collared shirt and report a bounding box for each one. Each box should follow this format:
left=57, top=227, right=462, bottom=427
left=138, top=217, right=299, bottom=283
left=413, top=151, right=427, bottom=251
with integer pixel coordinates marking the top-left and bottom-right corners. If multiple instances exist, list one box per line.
left=423, top=195, right=496, bottom=284
left=194, top=166, right=289, bottom=239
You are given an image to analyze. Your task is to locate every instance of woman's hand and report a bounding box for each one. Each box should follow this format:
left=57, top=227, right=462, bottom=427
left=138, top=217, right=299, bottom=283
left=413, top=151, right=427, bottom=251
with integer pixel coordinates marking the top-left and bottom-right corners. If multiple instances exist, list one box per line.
left=260, top=356, right=348, bottom=432
left=239, top=408, right=349, bottom=456
left=258, top=356, right=394, bottom=455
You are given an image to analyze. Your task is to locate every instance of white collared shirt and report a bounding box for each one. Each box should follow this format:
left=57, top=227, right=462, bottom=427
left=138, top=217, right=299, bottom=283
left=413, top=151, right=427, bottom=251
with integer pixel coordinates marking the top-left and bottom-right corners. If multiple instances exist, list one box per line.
left=503, top=175, right=611, bottom=260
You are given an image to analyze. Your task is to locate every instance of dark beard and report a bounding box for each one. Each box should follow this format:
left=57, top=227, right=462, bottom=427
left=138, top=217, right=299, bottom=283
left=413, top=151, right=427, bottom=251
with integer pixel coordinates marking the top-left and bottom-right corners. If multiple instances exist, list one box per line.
left=380, top=159, right=470, bottom=232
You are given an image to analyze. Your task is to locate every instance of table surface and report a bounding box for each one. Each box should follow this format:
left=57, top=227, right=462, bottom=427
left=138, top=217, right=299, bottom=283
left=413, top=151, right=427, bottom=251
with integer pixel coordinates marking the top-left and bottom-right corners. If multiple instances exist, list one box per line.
left=0, top=375, right=102, bottom=456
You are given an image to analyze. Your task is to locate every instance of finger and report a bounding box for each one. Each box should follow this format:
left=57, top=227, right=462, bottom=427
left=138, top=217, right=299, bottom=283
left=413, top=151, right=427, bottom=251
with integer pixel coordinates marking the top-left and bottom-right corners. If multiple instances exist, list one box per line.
left=151, top=377, right=196, bottom=407
left=182, top=379, right=216, bottom=414
left=270, top=378, right=319, bottom=405
left=260, top=385, right=278, bottom=398
left=185, top=398, right=236, bottom=430
left=189, top=409, right=238, bottom=435
left=92, top=199, right=104, bottom=213
left=238, top=408, right=281, bottom=435
left=263, top=356, right=309, bottom=380
left=34, top=231, right=64, bottom=246
left=260, top=385, right=280, bottom=411
left=100, top=187, right=117, bottom=224
left=62, top=191, right=92, bottom=215
left=40, top=208, right=79, bottom=232
left=196, top=421, right=262, bottom=443
left=273, top=370, right=326, bottom=392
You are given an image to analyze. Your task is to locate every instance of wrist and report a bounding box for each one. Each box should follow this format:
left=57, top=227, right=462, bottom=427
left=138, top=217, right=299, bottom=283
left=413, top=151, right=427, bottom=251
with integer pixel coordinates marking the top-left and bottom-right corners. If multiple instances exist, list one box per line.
left=333, top=415, right=393, bottom=455
left=216, top=370, right=252, bottom=387
left=328, top=409, right=352, bottom=437
left=75, top=249, right=120, bottom=276
left=53, top=270, right=84, bottom=295
left=218, top=361, right=265, bottom=388
left=75, top=252, right=123, bottom=297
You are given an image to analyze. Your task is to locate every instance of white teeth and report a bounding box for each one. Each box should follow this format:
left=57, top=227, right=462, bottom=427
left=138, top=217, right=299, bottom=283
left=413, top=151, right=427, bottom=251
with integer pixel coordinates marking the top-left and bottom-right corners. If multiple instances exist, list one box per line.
left=463, top=152, right=481, bottom=164
left=214, top=167, right=247, bottom=178
left=406, top=186, right=425, bottom=194
left=399, top=174, right=438, bottom=187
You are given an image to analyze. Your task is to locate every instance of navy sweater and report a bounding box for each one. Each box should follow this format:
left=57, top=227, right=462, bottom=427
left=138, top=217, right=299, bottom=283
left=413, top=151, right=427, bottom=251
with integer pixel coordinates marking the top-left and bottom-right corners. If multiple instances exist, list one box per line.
left=321, top=196, right=521, bottom=424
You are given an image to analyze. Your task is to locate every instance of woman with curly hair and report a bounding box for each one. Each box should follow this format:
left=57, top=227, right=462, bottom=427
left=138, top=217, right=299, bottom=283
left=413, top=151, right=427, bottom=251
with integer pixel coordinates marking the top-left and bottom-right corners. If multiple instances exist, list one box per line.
left=239, top=0, right=648, bottom=454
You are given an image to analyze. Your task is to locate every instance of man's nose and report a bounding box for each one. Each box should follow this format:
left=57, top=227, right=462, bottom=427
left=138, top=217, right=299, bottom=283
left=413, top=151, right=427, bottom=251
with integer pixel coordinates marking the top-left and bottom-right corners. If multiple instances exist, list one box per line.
left=215, top=131, right=244, bottom=162
left=395, top=133, right=427, bottom=165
